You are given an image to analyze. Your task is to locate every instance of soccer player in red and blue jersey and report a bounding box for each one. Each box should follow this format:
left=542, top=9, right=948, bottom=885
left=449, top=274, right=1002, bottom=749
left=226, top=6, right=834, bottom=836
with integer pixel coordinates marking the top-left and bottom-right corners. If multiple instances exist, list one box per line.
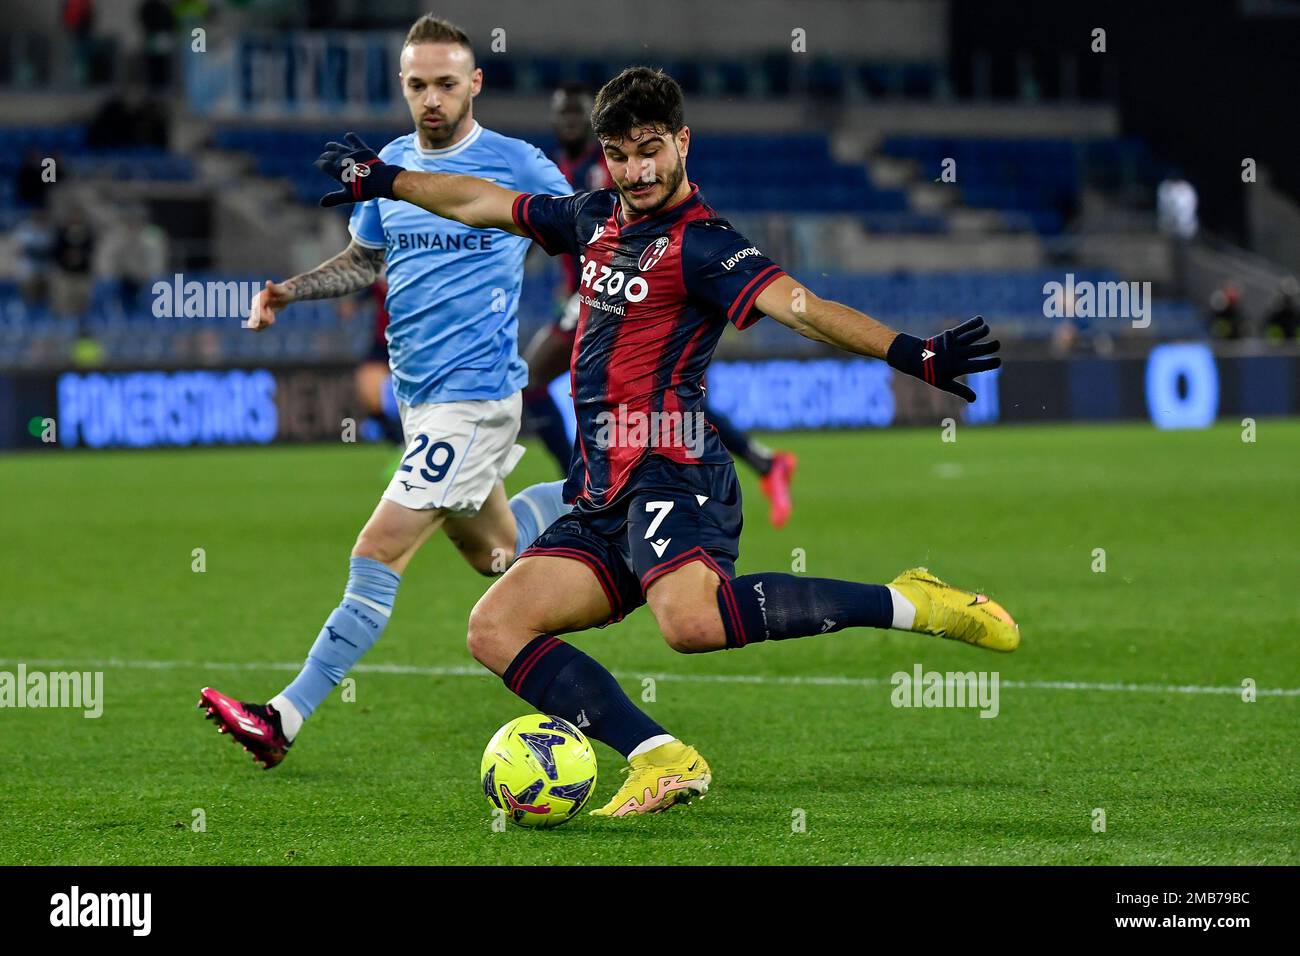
left=523, top=83, right=800, bottom=526
left=314, top=67, right=1020, bottom=817
left=522, top=85, right=795, bottom=522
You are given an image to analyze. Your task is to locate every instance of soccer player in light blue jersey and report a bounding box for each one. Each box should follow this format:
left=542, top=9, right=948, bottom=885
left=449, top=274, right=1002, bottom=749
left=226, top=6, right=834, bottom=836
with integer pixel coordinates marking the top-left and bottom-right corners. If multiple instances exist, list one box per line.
left=199, top=16, right=573, bottom=768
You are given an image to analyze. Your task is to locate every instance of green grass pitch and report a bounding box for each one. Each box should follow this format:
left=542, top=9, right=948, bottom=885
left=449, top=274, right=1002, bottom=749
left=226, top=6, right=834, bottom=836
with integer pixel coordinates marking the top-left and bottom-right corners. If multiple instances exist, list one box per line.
left=1, top=420, right=1297, bottom=865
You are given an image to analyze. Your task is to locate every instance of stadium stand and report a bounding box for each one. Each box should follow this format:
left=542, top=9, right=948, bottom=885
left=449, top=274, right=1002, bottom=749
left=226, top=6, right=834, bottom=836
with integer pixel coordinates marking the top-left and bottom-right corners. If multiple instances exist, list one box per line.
left=6, top=0, right=1293, bottom=373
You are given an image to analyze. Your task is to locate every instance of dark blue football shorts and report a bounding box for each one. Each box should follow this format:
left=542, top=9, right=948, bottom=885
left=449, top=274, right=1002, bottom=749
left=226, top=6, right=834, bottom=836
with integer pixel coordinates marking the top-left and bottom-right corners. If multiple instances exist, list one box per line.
left=521, top=454, right=743, bottom=625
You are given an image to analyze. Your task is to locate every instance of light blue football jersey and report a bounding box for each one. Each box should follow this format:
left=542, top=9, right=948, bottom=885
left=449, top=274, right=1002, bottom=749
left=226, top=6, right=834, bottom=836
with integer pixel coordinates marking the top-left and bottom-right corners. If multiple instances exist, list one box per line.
left=349, top=122, right=572, bottom=405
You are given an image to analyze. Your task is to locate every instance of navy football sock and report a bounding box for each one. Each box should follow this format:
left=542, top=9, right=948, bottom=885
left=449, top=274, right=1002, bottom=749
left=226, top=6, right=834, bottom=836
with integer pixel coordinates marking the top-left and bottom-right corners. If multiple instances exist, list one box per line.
left=502, top=636, right=667, bottom=758
left=716, top=573, right=893, bottom=648
left=708, top=407, right=774, bottom=476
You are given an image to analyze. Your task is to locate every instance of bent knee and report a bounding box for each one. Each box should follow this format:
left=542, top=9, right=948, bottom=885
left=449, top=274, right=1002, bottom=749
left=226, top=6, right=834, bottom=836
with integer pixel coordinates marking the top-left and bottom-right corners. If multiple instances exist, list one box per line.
left=657, top=610, right=725, bottom=654
left=466, top=599, right=508, bottom=666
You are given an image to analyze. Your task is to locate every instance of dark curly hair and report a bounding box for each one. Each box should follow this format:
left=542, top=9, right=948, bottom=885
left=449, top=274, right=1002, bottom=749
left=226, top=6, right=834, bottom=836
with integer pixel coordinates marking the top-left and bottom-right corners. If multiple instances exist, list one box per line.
left=591, top=66, right=684, bottom=143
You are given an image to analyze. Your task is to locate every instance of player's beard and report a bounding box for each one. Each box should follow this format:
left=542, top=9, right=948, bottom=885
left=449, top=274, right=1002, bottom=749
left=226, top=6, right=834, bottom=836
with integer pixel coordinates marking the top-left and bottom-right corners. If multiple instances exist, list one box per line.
left=418, top=96, right=472, bottom=150
left=621, top=152, right=686, bottom=218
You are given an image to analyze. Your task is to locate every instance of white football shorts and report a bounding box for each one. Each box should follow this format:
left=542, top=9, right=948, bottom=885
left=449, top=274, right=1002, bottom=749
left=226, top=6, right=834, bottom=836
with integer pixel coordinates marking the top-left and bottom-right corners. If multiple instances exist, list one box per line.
left=382, top=391, right=525, bottom=515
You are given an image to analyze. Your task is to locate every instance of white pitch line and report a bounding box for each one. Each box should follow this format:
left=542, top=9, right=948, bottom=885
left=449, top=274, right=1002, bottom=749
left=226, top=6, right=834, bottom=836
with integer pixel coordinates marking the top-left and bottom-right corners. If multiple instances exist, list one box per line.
left=2, top=657, right=1297, bottom=698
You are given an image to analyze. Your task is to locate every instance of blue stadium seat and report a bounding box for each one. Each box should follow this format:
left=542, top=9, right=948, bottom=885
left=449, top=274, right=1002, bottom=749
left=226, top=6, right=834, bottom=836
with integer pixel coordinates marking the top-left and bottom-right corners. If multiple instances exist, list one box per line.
left=218, top=126, right=911, bottom=214
left=880, top=135, right=1084, bottom=232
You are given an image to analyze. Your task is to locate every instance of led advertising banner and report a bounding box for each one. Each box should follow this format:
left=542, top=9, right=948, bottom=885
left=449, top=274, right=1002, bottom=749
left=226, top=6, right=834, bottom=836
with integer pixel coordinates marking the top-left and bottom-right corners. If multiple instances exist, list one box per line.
left=1, top=348, right=1296, bottom=450
left=0, top=366, right=360, bottom=450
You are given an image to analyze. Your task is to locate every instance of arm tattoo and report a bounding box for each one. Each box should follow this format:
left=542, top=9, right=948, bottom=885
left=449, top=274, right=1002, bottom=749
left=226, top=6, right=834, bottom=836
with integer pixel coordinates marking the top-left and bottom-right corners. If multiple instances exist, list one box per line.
left=282, top=241, right=385, bottom=302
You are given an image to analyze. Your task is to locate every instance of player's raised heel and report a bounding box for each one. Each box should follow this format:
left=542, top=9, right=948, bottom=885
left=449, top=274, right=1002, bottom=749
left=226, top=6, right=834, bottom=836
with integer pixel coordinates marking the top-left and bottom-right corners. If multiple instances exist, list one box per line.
left=589, top=741, right=712, bottom=817
left=889, top=567, right=1021, bottom=652
left=198, top=687, right=293, bottom=769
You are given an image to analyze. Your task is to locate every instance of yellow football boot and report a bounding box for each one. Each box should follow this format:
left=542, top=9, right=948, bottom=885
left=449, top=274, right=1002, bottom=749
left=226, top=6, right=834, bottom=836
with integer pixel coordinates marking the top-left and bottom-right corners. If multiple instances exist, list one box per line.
left=589, top=740, right=712, bottom=817
left=889, top=567, right=1021, bottom=652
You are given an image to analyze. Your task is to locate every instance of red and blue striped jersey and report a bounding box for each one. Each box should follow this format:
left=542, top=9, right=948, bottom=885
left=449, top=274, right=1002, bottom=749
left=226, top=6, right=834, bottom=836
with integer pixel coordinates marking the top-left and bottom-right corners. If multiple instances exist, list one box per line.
left=512, top=184, right=786, bottom=507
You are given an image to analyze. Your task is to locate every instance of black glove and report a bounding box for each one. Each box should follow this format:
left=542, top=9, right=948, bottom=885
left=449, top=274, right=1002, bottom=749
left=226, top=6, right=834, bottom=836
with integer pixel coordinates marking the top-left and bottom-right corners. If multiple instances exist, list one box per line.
left=314, top=132, right=404, bottom=208
left=886, top=315, right=1001, bottom=403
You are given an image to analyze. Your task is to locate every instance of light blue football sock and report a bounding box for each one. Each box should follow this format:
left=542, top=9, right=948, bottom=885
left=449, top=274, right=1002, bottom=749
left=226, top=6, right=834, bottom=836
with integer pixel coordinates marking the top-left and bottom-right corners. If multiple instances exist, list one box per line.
left=280, top=556, right=400, bottom=721
left=509, top=479, right=571, bottom=556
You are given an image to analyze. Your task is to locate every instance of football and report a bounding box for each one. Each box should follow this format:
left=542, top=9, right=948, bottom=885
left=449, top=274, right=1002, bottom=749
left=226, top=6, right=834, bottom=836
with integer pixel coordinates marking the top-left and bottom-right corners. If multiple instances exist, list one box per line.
left=480, top=714, right=599, bottom=828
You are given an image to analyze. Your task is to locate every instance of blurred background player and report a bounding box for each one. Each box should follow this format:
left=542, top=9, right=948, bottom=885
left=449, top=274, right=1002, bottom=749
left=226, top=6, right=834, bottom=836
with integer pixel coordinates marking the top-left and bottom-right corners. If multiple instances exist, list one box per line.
left=340, top=274, right=405, bottom=445
left=516, top=85, right=597, bottom=469
left=521, top=83, right=799, bottom=527
left=198, top=16, right=573, bottom=768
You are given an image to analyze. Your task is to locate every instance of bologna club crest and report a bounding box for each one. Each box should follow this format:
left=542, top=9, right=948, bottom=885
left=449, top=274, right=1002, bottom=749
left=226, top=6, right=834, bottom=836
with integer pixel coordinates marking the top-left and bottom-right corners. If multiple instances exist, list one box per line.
left=638, top=236, right=671, bottom=272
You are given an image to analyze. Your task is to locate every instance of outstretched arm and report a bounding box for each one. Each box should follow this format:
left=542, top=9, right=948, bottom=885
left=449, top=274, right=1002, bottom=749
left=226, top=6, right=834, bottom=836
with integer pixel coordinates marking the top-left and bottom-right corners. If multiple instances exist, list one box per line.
left=391, top=171, right=524, bottom=233
left=283, top=240, right=385, bottom=301
left=756, top=275, right=897, bottom=356
left=315, top=132, right=525, bottom=234
left=755, top=274, right=1000, bottom=402
left=246, top=240, right=385, bottom=331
